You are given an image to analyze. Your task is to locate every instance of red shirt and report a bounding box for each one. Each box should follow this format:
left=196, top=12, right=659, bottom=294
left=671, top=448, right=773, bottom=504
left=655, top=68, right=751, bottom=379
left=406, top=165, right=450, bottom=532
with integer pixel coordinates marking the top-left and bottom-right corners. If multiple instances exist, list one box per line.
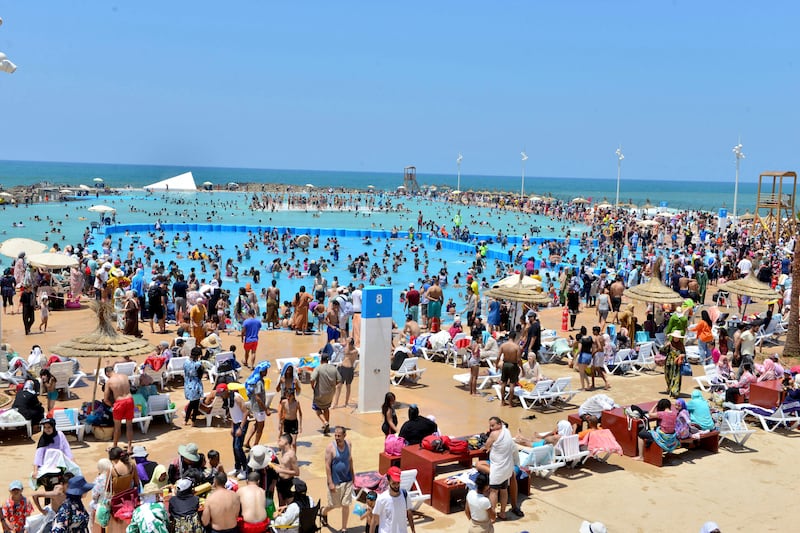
left=406, top=289, right=420, bottom=306
left=3, top=496, right=33, bottom=533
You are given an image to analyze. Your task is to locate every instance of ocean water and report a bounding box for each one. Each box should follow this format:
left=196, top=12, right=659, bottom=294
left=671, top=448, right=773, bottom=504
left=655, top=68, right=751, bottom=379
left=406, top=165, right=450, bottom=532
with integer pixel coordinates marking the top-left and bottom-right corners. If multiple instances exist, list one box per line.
left=0, top=159, right=761, bottom=212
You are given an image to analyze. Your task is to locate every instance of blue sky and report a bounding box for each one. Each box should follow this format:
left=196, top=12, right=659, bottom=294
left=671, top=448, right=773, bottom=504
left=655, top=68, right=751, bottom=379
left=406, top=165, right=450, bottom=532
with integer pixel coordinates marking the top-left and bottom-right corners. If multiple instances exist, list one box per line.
left=0, top=1, right=798, bottom=181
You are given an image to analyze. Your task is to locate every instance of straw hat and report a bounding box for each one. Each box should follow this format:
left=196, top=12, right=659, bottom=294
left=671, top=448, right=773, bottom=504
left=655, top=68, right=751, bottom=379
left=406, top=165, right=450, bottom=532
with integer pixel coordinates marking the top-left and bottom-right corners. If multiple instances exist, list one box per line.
left=668, top=331, right=684, bottom=339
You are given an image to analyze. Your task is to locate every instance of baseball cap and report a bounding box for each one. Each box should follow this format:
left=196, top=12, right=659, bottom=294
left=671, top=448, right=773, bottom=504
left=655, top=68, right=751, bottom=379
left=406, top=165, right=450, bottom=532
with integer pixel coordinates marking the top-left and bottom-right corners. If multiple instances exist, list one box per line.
left=9, top=480, right=23, bottom=491
left=409, top=282, right=414, bottom=288
left=386, top=466, right=402, bottom=482
left=215, top=383, right=228, bottom=394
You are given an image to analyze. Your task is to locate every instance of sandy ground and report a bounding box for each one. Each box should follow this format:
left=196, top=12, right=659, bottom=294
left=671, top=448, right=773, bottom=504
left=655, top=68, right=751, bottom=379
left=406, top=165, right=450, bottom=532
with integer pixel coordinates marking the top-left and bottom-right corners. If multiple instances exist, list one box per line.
left=0, top=297, right=795, bottom=533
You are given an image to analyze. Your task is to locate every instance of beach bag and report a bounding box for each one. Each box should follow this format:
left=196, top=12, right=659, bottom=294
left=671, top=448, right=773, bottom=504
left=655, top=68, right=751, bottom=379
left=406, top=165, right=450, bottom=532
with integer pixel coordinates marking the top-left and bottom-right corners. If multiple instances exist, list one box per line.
left=95, top=470, right=112, bottom=527
left=421, top=435, right=445, bottom=453
left=680, top=360, right=693, bottom=376
left=384, top=434, right=406, bottom=457
left=447, top=439, right=469, bottom=455
left=111, top=487, right=140, bottom=520
left=654, top=353, right=667, bottom=367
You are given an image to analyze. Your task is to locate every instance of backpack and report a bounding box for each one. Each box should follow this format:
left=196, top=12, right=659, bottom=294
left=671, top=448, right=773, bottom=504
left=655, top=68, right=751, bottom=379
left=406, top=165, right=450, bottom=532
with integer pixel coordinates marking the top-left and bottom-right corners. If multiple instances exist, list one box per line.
left=147, top=285, right=160, bottom=302
left=384, top=434, right=407, bottom=457
left=447, top=439, right=469, bottom=455
left=420, top=435, right=445, bottom=453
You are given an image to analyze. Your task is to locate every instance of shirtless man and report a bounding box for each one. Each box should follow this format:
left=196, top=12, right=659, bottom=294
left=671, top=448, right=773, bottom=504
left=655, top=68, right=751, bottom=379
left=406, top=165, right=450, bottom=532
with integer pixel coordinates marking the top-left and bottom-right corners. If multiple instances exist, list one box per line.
left=608, top=276, right=625, bottom=324
left=104, top=366, right=134, bottom=449
left=201, top=472, right=240, bottom=533
left=678, top=274, right=691, bottom=298
left=402, top=315, right=420, bottom=341
left=325, top=302, right=342, bottom=343
left=498, top=331, right=522, bottom=407
left=426, top=279, right=443, bottom=331
left=333, top=337, right=358, bottom=408
left=269, top=434, right=300, bottom=506
left=265, top=281, right=280, bottom=330
left=237, top=472, right=268, bottom=533
left=278, top=388, right=302, bottom=450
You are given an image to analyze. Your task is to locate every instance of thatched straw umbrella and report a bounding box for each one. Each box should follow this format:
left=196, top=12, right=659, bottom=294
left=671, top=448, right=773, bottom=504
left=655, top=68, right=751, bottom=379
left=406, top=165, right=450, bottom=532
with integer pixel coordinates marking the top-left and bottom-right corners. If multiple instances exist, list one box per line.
left=486, top=272, right=551, bottom=326
left=624, top=257, right=684, bottom=305
left=720, top=272, right=780, bottom=302
left=52, top=302, right=155, bottom=403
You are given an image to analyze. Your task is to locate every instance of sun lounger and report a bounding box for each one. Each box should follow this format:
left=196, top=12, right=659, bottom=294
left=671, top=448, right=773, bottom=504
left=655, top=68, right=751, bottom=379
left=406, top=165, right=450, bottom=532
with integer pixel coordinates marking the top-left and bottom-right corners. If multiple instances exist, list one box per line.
left=603, top=348, right=636, bottom=375
left=518, top=444, right=562, bottom=478
left=719, top=410, right=755, bottom=446
left=511, top=379, right=555, bottom=409
left=400, top=468, right=430, bottom=511
left=554, top=434, right=590, bottom=467
left=452, top=369, right=500, bottom=390
left=48, top=361, right=86, bottom=399
left=630, top=342, right=657, bottom=373
left=0, top=417, right=32, bottom=439
left=164, top=357, right=188, bottom=385
left=53, top=408, right=85, bottom=443
left=734, top=401, right=800, bottom=432
left=146, top=393, right=177, bottom=424
left=390, top=357, right=426, bottom=386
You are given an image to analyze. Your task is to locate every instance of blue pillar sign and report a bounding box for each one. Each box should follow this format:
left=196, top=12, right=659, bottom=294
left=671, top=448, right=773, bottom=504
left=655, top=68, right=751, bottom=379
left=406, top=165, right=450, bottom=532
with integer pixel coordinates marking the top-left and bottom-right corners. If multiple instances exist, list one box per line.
left=719, top=208, right=727, bottom=218
left=362, top=286, right=392, bottom=319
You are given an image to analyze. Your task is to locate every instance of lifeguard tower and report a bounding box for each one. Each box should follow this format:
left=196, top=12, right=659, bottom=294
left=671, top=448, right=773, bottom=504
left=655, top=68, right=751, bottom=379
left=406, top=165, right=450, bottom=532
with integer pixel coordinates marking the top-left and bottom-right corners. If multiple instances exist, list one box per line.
left=403, top=166, right=420, bottom=193
left=754, top=171, right=797, bottom=243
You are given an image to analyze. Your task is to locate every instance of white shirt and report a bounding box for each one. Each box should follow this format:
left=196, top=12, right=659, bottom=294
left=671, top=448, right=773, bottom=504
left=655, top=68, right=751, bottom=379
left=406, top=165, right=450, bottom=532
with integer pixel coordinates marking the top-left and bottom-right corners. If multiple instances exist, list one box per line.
left=373, top=490, right=411, bottom=533
left=737, top=258, right=752, bottom=275
left=350, top=289, right=362, bottom=313
left=466, top=490, right=491, bottom=522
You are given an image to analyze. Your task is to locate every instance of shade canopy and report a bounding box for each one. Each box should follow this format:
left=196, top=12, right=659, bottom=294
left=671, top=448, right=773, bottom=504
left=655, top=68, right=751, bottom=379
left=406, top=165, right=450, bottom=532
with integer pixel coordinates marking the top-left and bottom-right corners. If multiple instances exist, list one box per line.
left=596, top=202, right=613, bottom=209
left=52, top=302, right=155, bottom=402
left=28, top=253, right=79, bottom=269
left=0, top=238, right=47, bottom=258
left=624, top=258, right=684, bottom=304
left=492, top=273, right=542, bottom=289
left=485, top=273, right=549, bottom=304
left=88, top=205, right=116, bottom=213
left=93, top=177, right=104, bottom=182
left=572, top=197, right=589, bottom=204
left=719, top=272, right=780, bottom=301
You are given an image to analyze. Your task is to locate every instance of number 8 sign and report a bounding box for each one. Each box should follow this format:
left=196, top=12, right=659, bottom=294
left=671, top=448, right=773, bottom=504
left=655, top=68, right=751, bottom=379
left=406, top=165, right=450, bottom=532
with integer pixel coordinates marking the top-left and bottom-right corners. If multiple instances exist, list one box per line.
left=362, top=287, right=392, bottom=319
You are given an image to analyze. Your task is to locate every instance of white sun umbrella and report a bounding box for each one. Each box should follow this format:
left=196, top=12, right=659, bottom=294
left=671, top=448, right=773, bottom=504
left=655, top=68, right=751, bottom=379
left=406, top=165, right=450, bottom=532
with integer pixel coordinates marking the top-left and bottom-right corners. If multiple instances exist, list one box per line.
left=429, top=186, right=437, bottom=191
left=397, top=185, right=406, bottom=190
left=0, top=237, right=47, bottom=258
left=451, top=190, right=462, bottom=195
left=305, top=183, right=314, bottom=188
left=59, top=189, right=73, bottom=194
left=79, top=184, right=91, bottom=190
left=529, top=195, right=542, bottom=202
left=655, top=211, right=675, bottom=218
left=596, top=202, right=613, bottom=209
left=492, top=274, right=542, bottom=289
left=202, top=181, right=213, bottom=186
left=635, top=219, right=659, bottom=227
left=0, top=192, right=13, bottom=198
left=93, top=177, right=104, bottom=183
left=88, top=205, right=116, bottom=213
left=27, top=253, right=79, bottom=269
left=367, top=185, right=375, bottom=189
left=572, top=197, right=589, bottom=204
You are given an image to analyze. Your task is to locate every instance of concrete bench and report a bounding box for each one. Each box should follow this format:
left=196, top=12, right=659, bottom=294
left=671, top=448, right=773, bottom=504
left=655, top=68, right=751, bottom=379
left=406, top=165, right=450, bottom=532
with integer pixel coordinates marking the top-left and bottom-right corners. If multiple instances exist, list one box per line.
left=431, top=470, right=530, bottom=514
left=378, top=451, right=401, bottom=474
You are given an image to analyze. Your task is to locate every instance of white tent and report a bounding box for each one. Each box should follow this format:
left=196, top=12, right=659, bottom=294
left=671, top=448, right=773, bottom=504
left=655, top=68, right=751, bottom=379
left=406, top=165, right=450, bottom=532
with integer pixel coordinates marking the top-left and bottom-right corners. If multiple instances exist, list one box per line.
left=143, top=171, right=197, bottom=191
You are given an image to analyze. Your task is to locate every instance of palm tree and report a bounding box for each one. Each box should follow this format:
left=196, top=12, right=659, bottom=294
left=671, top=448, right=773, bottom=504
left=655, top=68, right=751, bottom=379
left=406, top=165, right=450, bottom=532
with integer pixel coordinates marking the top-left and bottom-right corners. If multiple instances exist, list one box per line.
left=784, top=235, right=800, bottom=357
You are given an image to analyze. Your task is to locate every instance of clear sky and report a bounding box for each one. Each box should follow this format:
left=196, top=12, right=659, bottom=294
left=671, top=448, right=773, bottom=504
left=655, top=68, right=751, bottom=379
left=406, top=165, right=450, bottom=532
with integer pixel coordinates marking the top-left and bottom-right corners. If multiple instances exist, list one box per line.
left=0, top=1, right=798, bottom=181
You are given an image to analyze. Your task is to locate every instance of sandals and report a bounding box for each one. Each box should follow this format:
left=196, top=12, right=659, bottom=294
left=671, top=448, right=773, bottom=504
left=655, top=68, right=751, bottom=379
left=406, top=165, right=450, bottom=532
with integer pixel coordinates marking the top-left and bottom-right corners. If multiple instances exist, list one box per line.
left=319, top=513, right=329, bottom=527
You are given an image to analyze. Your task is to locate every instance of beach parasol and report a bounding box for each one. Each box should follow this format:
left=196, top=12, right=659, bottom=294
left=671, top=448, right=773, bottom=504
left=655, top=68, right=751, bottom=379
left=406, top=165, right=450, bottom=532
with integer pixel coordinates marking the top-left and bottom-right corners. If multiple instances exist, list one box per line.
left=52, top=302, right=155, bottom=403
left=572, top=197, right=589, bottom=204
left=719, top=272, right=779, bottom=301
left=635, top=219, right=659, bottom=227
left=367, top=185, right=375, bottom=189
left=0, top=237, right=47, bottom=258
left=79, top=184, right=92, bottom=190
left=624, top=257, right=684, bottom=304
left=88, top=205, right=116, bottom=214
left=738, top=212, right=754, bottom=221
left=451, top=190, right=462, bottom=195
left=641, top=202, right=655, bottom=209
left=27, top=253, right=79, bottom=269
left=528, top=195, right=542, bottom=202
left=305, top=183, right=314, bottom=188
left=396, top=186, right=406, bottom=190
left=93, top=177, right=104, bottom=183
left=492, top=273, right=542, bottom=289
left=202, top=181, right=213, bottom=186
left=59, top=189, right=73, bottom=194
left=596, top=202, right=613, bottom=209
left=429, top=186, right=437, bottom=192
left=485, top=273, right=549, bottom=304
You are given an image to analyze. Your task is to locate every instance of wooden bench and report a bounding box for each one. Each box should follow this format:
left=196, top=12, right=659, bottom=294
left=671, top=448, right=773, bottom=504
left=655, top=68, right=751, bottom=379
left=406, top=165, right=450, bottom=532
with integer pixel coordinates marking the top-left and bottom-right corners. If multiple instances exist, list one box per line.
left=642, top=430, right=720, bottom=467
left=379, top=452, right=401, bottom=474
left=431, top=470, right=530, bottom=514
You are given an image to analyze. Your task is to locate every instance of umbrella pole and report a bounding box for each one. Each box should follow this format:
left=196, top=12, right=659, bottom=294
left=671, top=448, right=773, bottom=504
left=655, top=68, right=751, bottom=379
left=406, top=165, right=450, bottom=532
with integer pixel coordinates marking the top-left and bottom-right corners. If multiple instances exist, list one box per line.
left=92, top=357, right=102, bottom=405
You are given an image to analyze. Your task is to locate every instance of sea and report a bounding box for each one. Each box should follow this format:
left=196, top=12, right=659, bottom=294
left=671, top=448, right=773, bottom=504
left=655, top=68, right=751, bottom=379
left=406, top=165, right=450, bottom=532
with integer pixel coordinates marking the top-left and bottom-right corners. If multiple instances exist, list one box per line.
left=0, top=159, right=761, bottom=212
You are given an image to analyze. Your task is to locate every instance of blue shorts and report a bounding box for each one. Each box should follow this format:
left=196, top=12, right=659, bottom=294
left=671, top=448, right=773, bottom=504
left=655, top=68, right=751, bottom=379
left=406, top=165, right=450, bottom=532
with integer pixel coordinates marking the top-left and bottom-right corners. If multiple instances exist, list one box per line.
left=578, top=352, right=592, bottom=365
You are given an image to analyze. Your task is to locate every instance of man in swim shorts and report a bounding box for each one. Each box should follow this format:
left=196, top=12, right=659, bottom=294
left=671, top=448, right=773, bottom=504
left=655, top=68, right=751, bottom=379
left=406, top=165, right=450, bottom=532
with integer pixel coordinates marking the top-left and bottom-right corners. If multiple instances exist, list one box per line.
left=240, top=309, right=261, bottom=368
left=236, top=471, right=268, bottom=533
left=201, top=472, right=240, bottom=533
left=426, top=278, right=443, bottom=332
left=103, top=366, right=135, bottom=449
left=498, top=331, right=522, bottom=407
left=609, top=275, right=625, bottom=323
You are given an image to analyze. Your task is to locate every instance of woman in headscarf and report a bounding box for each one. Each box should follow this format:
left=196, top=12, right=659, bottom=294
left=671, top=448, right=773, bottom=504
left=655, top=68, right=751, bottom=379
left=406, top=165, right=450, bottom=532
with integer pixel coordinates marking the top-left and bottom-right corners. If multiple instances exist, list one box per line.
left=661, top=331, right=685, bottom=398
left=141, top=464, right=169, bottom=495
left=68, top=265, right=84, bottom=305
left=112, top=278, right=126, bottom=330
left=51, top=475, right=94, bottom=533
left=123, top=290, right=141, bottom=337
left=686, top=389, right=716, bottom=431
left=757, top=358, right=778, bottom=382
left=167, top=478, right=202, bottom=533
left=674, top=399, right=700, bottom=439
left=11, top=380, right=44, bottom=426
left=33, top=418, right=73, bottom=477
left=292, top=286, right=312, bottom=335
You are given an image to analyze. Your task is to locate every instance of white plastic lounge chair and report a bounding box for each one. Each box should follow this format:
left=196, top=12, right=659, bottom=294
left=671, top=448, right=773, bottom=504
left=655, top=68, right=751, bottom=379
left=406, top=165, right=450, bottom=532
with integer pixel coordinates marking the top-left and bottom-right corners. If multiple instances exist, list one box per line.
left=390, top=357, right=426, bottom=386
left=754, top=320, right=781, bottom=352
left=275, top=357, right=301, bottom=372
left=208, top=351, right=239, bottom=385
left=53, top=408, right=85, bottom=443
left=98, top=362, right=139, bottom=387
left=146, top=393, right=177, bottom=424
left=449, top=333, right=472, bottom=367
left=205, top=397, right=230, bottom=428
left=736, top=401, right=800, bottom=433
left=399, top=468, right=430, bottom=511
left=539, top=337, right=571, bottom=364
left=684, top=345, right=703, bottom=365
left=518, top=444, right=562, bottom=478
left=554, top=434, right=590, bottom=467
left=548, top=377, right=578, bottom=404
left=48, top=361, right=86, bottom=399
left=512, top=379, right=555, bottom=409
left=631, top=342, right=657, bottom=373
left=452, top=369, right=500, bottom=390
left=719, top=410, right=755, bottom=446
left=119, top=413, right=154, bottom=434
left=140, top=365, right=165, bottom=391
left=693, top=364, right=729, bottom=392
left=164, top=357, right=188, bottom=385
left=603, top=348, right=635, bottom=375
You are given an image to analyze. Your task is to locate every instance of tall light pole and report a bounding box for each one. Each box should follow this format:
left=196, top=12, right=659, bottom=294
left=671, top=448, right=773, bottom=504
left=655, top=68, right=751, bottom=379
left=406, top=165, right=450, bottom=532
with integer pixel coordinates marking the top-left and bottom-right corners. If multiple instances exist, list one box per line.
left=520, top=151, right=528, bottom=200
left=456, top=152, right=463, bottom=191
left=615, top=146, right=624, bottom=206
left=732, top=141, right=745, bottom=220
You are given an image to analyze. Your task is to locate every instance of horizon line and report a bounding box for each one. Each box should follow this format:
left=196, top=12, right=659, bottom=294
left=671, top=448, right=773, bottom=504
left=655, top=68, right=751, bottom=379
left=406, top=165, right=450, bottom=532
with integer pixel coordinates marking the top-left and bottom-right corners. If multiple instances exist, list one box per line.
left=0, top=158, right=764, bottom=185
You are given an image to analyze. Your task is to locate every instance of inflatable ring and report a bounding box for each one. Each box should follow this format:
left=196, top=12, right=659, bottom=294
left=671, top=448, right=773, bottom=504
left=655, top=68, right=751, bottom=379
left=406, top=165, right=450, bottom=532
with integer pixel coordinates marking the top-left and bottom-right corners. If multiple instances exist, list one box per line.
left=602, top=227, right=612, bottom=237
left=295, top=234, right=311, bottom=249
left=549, top=254, right=561, bottom=264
